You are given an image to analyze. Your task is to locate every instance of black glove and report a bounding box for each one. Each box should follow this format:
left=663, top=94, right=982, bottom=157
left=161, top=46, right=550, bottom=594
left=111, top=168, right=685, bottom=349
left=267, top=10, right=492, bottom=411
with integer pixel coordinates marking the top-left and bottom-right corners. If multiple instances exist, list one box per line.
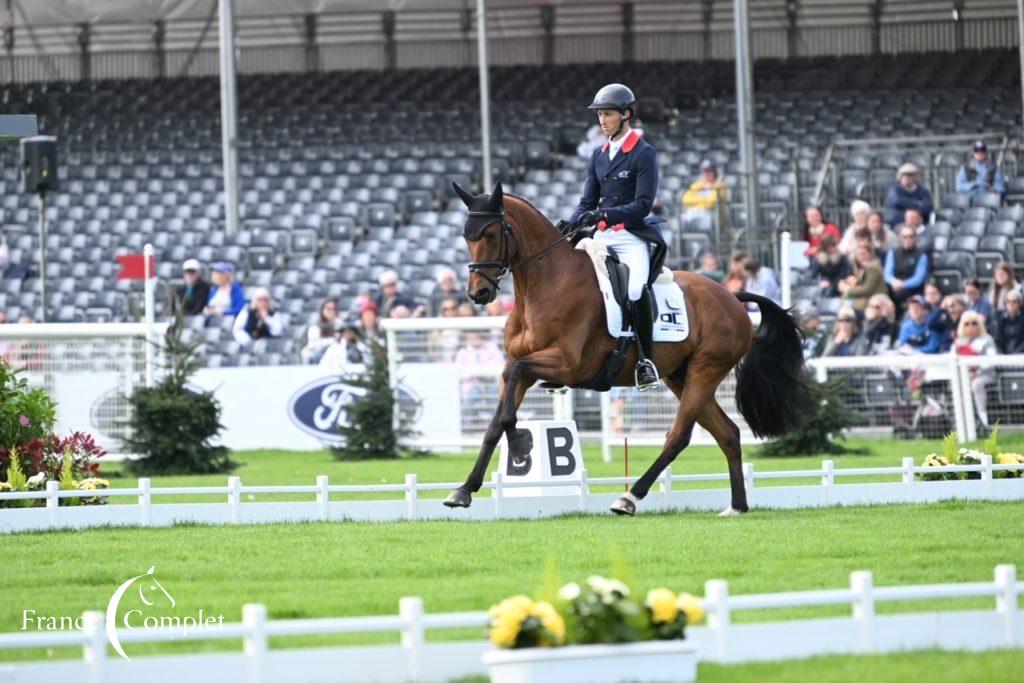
left=555, top=219, right=577, bottom=236
left=576, top=210, right=607, bottom=228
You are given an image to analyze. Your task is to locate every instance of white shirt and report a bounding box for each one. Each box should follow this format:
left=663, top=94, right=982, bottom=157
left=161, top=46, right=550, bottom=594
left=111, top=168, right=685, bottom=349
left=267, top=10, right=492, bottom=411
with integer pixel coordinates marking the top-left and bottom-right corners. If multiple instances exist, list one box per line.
left=606, top=129, right=632, bottom=161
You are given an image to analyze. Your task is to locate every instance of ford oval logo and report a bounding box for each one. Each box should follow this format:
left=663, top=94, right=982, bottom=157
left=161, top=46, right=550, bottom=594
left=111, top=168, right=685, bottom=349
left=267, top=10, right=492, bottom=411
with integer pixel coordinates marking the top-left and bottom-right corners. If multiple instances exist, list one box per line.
left=286, top=377, right=422, bottom=444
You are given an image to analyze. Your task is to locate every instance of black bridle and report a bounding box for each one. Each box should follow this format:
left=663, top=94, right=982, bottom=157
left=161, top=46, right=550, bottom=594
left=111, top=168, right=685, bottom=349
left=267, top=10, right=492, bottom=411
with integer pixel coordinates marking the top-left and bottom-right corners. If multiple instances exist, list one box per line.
left=465, top=209, right=569, bottom=290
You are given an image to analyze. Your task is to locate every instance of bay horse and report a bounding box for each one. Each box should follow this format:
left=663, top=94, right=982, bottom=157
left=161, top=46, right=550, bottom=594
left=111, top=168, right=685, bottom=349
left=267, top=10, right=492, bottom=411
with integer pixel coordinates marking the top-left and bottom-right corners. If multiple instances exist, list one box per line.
left=443, top=182, right=814, bottom=516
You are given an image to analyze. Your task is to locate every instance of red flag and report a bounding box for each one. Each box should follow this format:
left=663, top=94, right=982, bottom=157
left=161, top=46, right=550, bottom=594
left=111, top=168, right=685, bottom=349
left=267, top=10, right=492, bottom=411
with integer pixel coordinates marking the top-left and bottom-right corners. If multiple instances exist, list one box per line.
left=116, top=254, right=157, bottom=280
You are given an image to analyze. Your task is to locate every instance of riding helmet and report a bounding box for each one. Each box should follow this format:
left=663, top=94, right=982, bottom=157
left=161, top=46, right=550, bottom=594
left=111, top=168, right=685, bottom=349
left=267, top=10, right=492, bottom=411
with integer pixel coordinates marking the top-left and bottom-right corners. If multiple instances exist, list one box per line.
left=587, top=83, right=636, bottom=119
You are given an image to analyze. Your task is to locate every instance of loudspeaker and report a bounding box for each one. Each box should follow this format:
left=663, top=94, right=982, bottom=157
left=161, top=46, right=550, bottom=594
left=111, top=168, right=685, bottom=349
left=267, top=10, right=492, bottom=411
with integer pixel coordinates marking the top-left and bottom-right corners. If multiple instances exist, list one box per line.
left=20, top=135, right=58, bottom=194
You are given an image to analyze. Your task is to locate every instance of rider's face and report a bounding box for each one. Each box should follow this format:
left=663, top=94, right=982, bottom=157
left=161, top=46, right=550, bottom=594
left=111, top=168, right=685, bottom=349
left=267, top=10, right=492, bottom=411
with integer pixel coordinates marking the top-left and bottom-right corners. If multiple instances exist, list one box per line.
left=597, top=109, right=625, bottom=137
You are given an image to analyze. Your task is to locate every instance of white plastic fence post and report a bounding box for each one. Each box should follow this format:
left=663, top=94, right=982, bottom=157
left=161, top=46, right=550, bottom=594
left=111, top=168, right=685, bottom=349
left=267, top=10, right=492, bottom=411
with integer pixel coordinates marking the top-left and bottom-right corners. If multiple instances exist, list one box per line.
left=705, top=579, right=731, bottom=663
left=228, top=476, right=241, bottom=525
left=981, top=453, right=993, bottom=497
left=492, top=471, right=503, bottom=519
left=901, top=457, right=915, bottom=499
left=316, top=475, right=329, bottom=522
left=780, top=231, right=792, bottom=309
left=46, top=480, right=59, bottom=528
left=242, top=603, right=267, bottom=683
left=600, top=391, right=613, bottom=463
left=138, top=477, right=151, bottom=527
left=81, top=610, right=106, bottom=683
left=821, top=460, right=835, bottom=505
left=850, top=570, right=876, bottom=652
left=994, top=564, right=1018, bottom=646
left=742, top=463, right=754, bottom=491
left=949, top=355, right=969, bottom=443
left=956, top=358, right=978, bottom=443
left=578, top=468, right=589, bottom=513
left=660, top=465, right=672, bottom=510
left=400, top=596, right=425, bottom=682
left=405, top=473, right=418, bottom=521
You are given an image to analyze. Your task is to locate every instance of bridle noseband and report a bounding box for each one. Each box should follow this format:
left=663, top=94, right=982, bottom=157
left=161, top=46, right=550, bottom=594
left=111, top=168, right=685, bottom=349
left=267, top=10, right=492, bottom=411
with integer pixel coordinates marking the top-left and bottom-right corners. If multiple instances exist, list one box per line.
left=465, top=209, right=568, bottom=290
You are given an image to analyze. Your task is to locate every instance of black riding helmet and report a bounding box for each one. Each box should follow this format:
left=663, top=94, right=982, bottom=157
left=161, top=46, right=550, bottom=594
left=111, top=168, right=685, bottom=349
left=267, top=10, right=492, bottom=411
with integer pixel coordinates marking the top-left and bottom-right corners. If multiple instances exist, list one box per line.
left=587, top=83, right=636, bottom=121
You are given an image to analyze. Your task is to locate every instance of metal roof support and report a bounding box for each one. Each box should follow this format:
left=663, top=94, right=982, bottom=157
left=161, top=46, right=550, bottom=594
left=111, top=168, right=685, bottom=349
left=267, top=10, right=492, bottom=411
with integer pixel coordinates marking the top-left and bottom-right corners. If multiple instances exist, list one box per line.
left=218, top=0, right=240, bottom=236
left=476, top=0, right=493, bottom=191
left=152, top=20, right=165, bottom=78
left=622, top=2, right=635, bottom=64
left=540, top=5, right=555, bottom=66
left=77, top=23, right=90, bottom=82
left=734, top=0, right=759, bottom=256
left=304, top=13, right=319, bottom=72
left=383, top=10, right=396, bottom=70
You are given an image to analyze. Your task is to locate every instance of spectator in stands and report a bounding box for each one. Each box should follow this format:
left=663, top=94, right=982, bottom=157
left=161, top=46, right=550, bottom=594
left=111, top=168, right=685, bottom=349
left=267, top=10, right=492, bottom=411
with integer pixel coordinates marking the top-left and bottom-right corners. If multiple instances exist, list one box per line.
left=695, top=252, right=725, bottom=283
left=956, top=140, right=1005, bottom=199
left=861, top=294, right=896, bottom=354
left=988, top=262, right=1022, bottom=313
left=484, top=297, right=510, bottom=317
left=964, top=278, right=994, bottom=322
left=823, top=307, right=867, bottom=357
left=800, top=309, right=827, bottom=359
left=839, top=200, right=872, bottom=255
left=813, top=234, right=850, bottom=298
left=885, top=163, right=933, bottom=227
left=457, top=302, right=477, bottom=317
left=172, top=259, right=211, bottom=317
left=428, top=297, right=462, bottom=361
left=357, top=299, right=381, bottom=342
left=838, top=244, right=886, bottom=313
left=884, top=226, right=929, bottom=308
left=992, top=290, right=1024, bottom=354
left=897, top=207, right=927, bottom=237
left=867, top=210, right=895, bottom=257
left=802, top=206, right=840, bottom=257
left=928, top=294, right=966, bottom=353
left=320, top=322, right=367, bottom=372
left=455, top=332, right=504, bottom=408
left=577, top=124, right=606, bottom=159
left=953, top=311, right=998, bottom=431
left=898, top=295, right=940, bottom=354
left=233, top=287, right=283, bottom=347
left=301, top=298, right=340, bottom=364
left=204, top=262, right=245, bottom=318
left=375, top=270, right=425, bottom=318
left=723, top=251, right=747, bottom=293
left=681, top=160, right=728, bottom=231
left=742, top=259, right=781, bottom=304
left=430, top=267, right=467, bottom=316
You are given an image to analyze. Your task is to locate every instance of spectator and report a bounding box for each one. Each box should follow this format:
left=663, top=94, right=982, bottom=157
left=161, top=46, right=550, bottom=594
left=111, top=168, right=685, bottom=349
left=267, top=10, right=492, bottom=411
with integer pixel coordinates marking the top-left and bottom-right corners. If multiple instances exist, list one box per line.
left=301, top=298, right=340, bottom=364
left=867, top=210, right=896, bottom=257
left=681, top=160, right=728, bottom=231
left=896, top=207, right=926, bottom=236
left=988, top=262, right=1022, bottom=313
left=923, top=281, right=945, bottom=336
left=885, top=163, right=933, bottom=227
left=204, top=262, right=245, bottom=318
left=813, top=234, right=850, bottom=298
left=723, top=251, right=747, bottom=293
left=964, top=278, right=994, bottom=322
left=233, top=287, right=283, bottom=346
left=992, top=290, right=1024, bottom=353
left=823, top=307, right=867, bottom=357
left=320, top=322, right=367, bottom=372
left=455, top=332, right=504, bottom=405
left=743, top=259, right=781, bottom=304
left=357, top=299, right=382, bottom=342
left=839, top=200, right=872, bottom=255
left=457, top=302, right=477, bottom=317
left=802, top=206, right=841, bottom=257
left=374, top=270, right=424, bottom=318
left=577, top=124, right=606, bottom=159
left=695, top=252, right=725, bottom=283
left=884, top=226, right=929, bottom=308
left=955, top=140, right=1005, bottom=199
left=839, top=243, right=886, bottom=313
left=861, top=293, right=896, bottom=354
left=928, top=294, right=966, bottom=353
left=429, top=297, right=462, bottom=361
left=800, top=309, right=827, bottom=359
left=953, top=311, right=998, bottom=431
left=430, top=267, right=467, bottom=316
left=172, top=259, right=211, bottom=317
left=898, top=295, right=940, bottom=354
left=484, top=297, right=510, bottom=317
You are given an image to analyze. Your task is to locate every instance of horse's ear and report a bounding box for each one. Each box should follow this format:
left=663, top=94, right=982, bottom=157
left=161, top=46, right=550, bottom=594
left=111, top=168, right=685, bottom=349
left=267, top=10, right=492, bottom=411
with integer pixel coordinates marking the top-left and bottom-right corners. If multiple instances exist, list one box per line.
left=489, top=181, right=504, bottom=209
left=452, top=182, right=475, bottom=208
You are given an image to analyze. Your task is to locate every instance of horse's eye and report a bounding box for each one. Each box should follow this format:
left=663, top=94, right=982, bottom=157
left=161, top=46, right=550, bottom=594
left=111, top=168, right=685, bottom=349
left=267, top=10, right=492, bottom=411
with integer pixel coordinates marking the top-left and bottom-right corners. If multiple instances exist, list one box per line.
left=486, top=231, right=498, bottom=244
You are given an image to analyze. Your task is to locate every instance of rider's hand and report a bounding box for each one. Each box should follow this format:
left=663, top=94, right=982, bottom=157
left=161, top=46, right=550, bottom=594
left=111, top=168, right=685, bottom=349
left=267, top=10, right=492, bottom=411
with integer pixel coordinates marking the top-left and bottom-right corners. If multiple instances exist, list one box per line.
left=555, top=219, right=577, bottom=236
left=577, top=210, right=606, bottom=228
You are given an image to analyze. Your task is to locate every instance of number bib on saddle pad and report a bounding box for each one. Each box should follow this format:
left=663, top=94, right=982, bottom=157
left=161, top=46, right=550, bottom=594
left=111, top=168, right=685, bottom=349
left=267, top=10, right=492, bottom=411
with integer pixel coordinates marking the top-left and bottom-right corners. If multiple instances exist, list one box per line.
left=575, top=238, right=689, bottom=342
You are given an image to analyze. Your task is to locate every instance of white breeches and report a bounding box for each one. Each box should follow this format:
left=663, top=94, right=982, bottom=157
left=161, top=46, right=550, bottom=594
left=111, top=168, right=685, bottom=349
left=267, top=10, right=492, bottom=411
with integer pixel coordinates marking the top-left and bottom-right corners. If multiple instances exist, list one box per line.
left=595, top=228, right=650, bottom=300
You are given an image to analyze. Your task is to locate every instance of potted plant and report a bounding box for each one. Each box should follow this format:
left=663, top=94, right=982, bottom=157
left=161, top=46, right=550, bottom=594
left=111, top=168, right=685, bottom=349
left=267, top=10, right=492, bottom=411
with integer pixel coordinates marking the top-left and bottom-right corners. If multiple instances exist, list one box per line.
left=483, top=576, right=703, bottom=683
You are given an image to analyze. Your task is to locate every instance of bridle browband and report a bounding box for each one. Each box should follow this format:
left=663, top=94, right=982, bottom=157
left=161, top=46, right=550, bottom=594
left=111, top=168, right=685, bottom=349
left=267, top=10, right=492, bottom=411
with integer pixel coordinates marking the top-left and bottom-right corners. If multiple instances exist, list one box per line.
left=465, top=208, right=568, bottom=290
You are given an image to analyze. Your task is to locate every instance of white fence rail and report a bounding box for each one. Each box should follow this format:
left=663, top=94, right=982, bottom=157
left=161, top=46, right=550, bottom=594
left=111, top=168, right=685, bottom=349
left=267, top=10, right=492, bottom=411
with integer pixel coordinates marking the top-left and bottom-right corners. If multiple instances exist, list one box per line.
left=1, top=459, right=1022, bottom=533
left=0, top=566, right=1019, bottom=683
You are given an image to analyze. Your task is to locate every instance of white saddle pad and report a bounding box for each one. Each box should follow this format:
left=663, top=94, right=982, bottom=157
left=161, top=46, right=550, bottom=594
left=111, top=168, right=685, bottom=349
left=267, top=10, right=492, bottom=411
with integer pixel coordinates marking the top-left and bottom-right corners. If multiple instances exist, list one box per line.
left=576, top=238, right=689, bottom=342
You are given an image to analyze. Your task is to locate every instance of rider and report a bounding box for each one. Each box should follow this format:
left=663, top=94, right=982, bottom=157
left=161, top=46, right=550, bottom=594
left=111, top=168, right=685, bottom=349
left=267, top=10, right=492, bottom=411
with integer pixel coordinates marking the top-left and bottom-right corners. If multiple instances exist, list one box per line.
left=563, top=83, right=666, bottom=391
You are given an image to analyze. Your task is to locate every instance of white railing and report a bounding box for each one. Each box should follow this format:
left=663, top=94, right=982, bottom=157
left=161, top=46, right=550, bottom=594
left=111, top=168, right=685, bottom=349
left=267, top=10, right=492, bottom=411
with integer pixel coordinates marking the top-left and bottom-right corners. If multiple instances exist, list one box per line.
left=2, top=458, right=1021, bottom=533
left=0, top=565, right=1019, bottom=683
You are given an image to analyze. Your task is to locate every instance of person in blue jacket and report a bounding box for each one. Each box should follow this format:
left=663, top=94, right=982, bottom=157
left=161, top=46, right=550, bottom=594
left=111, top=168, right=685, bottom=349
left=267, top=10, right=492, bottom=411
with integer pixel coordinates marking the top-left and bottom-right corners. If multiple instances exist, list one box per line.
left=884, top=226, right=929, bottom=309
left=562, top=83, right=667, bottom=391
left=956, top=140, right=1006, bottom=199
left=885, top=163, right=933, bottom=227
left=204, top=261, right=246, bottom=318
left=898, top=295, right=941, bottom=354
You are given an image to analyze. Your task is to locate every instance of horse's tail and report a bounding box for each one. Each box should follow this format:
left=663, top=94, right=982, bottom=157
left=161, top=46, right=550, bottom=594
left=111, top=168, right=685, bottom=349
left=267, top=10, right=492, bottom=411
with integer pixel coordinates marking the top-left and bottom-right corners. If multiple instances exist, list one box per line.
left=733, top=292, right=817, bottom=439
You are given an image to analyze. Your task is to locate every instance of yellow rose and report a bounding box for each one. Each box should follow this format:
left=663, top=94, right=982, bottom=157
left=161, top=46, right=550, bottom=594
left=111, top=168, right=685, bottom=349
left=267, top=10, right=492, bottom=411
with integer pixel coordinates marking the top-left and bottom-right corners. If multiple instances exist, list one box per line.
left=489, top=619, right=520, bottom=647
left=676, top=593, right=704, bottom=625
left=530, top=601, right=565, bottom=645
left=996, top=453, right=1024, bottom=465
left=488, top=595, right=534, bottom=648
left=645, top=588, right=679, bottom=624
left=80, top=482, right=96, bottom=491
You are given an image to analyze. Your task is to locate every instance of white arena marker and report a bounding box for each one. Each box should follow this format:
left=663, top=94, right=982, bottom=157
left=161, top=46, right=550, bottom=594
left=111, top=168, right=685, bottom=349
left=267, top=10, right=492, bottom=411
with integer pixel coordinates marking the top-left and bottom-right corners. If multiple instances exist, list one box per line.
left=498, top=420, right=585, bottom=497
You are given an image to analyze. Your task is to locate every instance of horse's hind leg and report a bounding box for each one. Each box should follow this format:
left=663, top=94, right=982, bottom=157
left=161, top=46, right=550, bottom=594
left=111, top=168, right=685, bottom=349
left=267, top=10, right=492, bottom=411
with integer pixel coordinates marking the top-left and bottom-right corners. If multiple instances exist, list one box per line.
left=697, top=398, right=748, bottom=515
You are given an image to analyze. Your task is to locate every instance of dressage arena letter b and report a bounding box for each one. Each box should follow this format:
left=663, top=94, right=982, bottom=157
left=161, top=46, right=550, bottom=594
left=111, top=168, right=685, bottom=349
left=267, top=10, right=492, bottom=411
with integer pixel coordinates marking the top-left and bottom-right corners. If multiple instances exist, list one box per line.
left=546, top=427, right=577, bottom=476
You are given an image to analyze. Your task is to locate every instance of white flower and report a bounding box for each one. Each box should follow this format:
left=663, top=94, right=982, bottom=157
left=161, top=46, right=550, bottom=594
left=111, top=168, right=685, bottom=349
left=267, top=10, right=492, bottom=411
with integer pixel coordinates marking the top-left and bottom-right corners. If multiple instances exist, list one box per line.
left=28, top=473, right=46, bottom=485
left=558, top=582, right=581, bottom=601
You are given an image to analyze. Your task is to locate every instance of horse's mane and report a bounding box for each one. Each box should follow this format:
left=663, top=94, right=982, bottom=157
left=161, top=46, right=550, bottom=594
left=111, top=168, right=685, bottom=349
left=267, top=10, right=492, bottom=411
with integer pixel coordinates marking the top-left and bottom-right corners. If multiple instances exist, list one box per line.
left=504, top=193, right=561, bottom=236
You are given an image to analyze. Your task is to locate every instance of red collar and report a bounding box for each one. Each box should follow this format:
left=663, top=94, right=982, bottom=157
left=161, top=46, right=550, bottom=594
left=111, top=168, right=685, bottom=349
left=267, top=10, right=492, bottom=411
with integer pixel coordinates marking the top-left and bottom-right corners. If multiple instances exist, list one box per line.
left=601, top=129, right=640, bottom=154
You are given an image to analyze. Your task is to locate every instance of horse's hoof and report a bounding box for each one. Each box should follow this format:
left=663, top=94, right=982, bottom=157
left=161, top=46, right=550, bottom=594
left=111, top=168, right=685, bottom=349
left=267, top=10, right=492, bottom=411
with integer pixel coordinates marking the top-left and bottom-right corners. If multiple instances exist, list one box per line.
left=443, top=489, right=472, bottom=508
left=718, top=507, right=746, bottom=517
left=610, top=495, right=636, bottom=516
left=509, top=428, right=533, bottom=461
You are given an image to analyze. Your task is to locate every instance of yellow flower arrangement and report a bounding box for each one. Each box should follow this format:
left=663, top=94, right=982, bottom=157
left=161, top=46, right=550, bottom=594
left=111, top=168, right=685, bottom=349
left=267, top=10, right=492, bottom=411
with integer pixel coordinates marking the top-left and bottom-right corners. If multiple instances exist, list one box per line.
left=488, top=595, right=564, bottom=649
left=529, top=600, right=565, bottom=646
left=676, top=592, right=704, bottom=625
left=0, top=482, right=11, bottom=492
left=645, top=588, right=679, bottom=624
left=995, top=453, right=1024, bottom=478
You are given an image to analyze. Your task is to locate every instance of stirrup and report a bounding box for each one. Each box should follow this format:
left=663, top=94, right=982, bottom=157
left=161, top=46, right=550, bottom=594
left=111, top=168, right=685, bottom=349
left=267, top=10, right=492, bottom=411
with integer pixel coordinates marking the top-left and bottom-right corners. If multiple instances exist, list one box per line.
left=635, top=359, right=660, bottom=391
left=539, top=381, right=568, bottom=395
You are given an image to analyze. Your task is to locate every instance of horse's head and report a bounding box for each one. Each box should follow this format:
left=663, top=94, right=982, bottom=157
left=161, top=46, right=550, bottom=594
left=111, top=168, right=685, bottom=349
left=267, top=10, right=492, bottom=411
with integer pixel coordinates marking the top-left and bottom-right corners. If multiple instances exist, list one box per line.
left=453, top=181, right=513, bottom=305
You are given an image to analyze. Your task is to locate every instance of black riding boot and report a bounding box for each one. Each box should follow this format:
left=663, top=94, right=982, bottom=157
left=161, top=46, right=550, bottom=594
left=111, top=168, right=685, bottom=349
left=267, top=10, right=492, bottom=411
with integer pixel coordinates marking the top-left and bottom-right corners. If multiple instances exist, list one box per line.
left=628, top=298, right=660, bottom=391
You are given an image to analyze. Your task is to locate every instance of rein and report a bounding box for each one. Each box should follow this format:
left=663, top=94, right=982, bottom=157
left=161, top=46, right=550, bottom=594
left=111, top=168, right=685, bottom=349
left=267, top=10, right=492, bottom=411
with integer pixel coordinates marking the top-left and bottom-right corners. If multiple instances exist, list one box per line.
left=465, top=209, right=568, bottom=289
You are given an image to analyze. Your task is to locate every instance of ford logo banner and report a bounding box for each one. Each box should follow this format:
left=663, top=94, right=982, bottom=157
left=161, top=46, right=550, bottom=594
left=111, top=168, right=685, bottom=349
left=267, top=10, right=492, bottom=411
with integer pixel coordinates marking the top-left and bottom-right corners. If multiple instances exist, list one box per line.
left=287, top=376, right=421, bottom=444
